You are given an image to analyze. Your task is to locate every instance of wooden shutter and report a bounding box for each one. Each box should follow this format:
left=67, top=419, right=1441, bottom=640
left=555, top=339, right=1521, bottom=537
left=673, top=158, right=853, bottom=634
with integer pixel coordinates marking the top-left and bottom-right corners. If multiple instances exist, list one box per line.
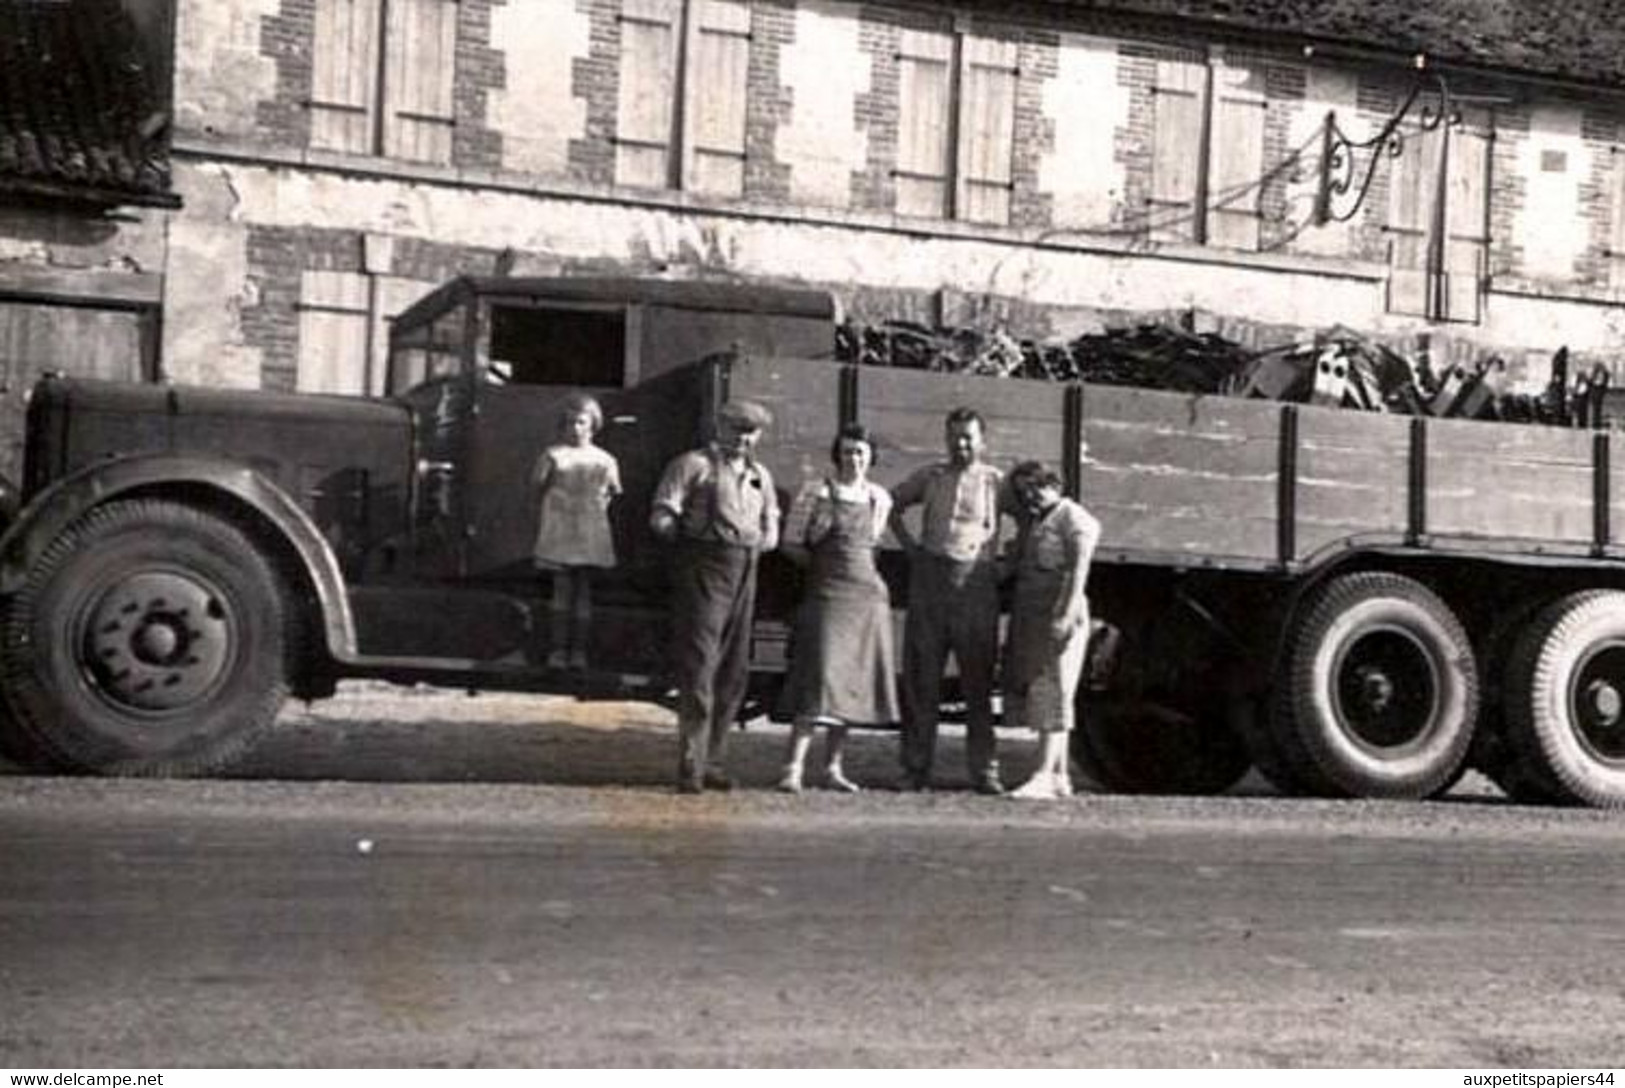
left=382, top=0, right=458, bottom=163
left=310, top=0, right=381, bottom=153
left=616, top=0, right=681, bottom=188
left=1148, top=57, right=1206, bottom=243
left=298, top=272, right=371, bottom=395
left=0, top=301, right=152, bottom=482
left=957, top=35, right=1017, bottom=225
left=1207, top=59, right=1266, bottom=249
left=1608, top=147, right=1625, bottom=293
left=1386, top=116, right=1442, bottom=317
left=896, top=28, right=953, bottom=218
left=682, top=0, right=750, bottom=196
left=1442, top=112, right=1491, bottom=323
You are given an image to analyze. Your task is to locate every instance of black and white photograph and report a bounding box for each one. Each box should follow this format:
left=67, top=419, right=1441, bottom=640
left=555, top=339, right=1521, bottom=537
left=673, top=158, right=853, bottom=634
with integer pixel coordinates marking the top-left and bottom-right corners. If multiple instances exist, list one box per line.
left=2, top=0, right=1625, bottom=1070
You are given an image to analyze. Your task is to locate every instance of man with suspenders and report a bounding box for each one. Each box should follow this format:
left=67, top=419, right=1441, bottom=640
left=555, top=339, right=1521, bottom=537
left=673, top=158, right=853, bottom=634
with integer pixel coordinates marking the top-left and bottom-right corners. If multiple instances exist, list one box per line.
left=650, top=400, right=781, bottom=794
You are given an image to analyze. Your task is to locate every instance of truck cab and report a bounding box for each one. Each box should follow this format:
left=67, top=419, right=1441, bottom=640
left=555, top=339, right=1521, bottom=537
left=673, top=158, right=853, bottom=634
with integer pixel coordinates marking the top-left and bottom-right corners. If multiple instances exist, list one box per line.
left=0, top=275, right=836, bottom=776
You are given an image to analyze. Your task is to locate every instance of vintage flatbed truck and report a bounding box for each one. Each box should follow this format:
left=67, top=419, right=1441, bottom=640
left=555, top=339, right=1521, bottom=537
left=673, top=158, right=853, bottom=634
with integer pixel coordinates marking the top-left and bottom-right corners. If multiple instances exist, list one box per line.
left=3, top=274, right=1625, bottom=808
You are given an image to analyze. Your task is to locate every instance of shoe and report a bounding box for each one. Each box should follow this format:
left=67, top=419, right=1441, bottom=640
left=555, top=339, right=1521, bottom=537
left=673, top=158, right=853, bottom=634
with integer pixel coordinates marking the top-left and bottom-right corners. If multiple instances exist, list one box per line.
left=825, top=769, right=862, bottom=794
left=676, top=779, right=704, bottom=795
left=896, top=771, right=932, bottom=793
left=702, top=769, right=735, bottom=792
left=1056, top=777, right=1075, bottom=798
left=776, top=770, right=804, bottom=794
left=1010, top=774, right=1062, bottom=800
left=974, top=775, right=1007, bottom=797
left=545, top=650, right=569, bottom=670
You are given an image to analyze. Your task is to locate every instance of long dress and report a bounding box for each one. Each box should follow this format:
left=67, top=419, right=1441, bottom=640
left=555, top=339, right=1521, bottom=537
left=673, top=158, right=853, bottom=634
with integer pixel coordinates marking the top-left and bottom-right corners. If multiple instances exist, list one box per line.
left=532, top=443, right=621, bottom=569
left=781, top=482, right=901, bottom=726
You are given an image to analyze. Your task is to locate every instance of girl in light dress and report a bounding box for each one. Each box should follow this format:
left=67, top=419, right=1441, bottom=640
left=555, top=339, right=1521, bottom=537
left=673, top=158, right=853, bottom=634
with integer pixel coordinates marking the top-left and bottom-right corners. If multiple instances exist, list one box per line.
left=532, top=393, right=621, bottom=670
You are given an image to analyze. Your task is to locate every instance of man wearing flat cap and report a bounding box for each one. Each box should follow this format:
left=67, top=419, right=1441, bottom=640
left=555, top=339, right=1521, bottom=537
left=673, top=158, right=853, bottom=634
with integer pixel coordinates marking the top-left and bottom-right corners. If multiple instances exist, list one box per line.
left=650, top=399, right=781, bottom=793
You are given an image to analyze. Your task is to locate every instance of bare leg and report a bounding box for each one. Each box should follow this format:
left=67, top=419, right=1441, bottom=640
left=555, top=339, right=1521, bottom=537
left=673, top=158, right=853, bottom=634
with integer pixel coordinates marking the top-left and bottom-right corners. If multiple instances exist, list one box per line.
left=547, top=570, right=571, bottom=669
left=779, top=719, right=813, bottom=793
left=570, top=569, right=593, bottom=670
left=824, top=725, right=860, bottom=793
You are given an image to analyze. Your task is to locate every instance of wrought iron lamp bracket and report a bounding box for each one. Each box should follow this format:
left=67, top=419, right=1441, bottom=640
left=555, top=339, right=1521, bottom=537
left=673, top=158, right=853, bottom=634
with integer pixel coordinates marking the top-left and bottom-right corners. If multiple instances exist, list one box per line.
left=1315, top=73, right=1453, bottom=225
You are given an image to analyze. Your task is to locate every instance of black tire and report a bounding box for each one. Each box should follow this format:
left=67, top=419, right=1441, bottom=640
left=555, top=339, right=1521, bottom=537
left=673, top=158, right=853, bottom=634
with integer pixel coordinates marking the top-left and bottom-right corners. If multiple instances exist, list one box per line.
left=1502, top=590, right=1625, bottom=808
left=1277, top=572, right=1478, bottom=799
left=0, top=499, right=290, bottom=776
left=1471, top=599, right=1563, bottom=804
left=1074, top=694, right=1251, bottom=795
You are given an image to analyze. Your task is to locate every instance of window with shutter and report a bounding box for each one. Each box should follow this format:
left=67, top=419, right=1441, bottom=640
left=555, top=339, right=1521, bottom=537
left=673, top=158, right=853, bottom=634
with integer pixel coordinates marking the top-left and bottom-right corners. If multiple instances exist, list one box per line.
left=1384, top=101, right=1491, bottom=323
left=683, top=0, right=750, bottom=196
left=958, top=35, right=1017, bottom=225
left=298, top=272, right=371, bottom=395
left=616, top=0, right=681, bottom=188
left=896, top=28, right=954, bottom=218
left=310, top=0, right=381, bottom=154
left=1148, top=58, right=1206, bottom=244
left=1442, top=112, right=1491, bottom=323
left=1207, top=59, right=1266, bottom=249
left=383, top=0, right=459, bottom=164
left=1386, top=119, right=1439, bottom=318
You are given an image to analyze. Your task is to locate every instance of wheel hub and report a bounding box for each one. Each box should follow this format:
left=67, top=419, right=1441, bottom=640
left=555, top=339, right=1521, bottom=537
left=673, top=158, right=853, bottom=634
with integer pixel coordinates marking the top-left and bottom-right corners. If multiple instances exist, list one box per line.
left=1333, top=627, right=1439, bottom=750
left=1572, top=644, right=1625, bottom=760
left=83, top=571, right=232, bottom=712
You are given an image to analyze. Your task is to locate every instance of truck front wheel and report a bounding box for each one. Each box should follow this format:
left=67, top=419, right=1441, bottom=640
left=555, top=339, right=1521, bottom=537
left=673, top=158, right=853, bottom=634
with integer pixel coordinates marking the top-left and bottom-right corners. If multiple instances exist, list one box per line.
left=1502, top=590, right=1625, bottom=808
left=1278, top=572, right=1477, bottom=799
left=0, top=499, right=290, bottom=776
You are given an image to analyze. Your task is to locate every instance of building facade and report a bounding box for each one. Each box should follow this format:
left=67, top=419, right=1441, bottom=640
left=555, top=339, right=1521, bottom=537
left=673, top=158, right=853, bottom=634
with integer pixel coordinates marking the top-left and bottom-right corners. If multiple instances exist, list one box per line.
left=9, top=0, right=1625, bottom=404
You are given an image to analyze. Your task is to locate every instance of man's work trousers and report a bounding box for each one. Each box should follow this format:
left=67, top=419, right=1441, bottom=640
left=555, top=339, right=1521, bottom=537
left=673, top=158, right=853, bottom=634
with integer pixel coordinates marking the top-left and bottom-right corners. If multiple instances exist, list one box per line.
left=900, top=553, right=1000, bottom=783
left=672, top=540, right=759, bottom=783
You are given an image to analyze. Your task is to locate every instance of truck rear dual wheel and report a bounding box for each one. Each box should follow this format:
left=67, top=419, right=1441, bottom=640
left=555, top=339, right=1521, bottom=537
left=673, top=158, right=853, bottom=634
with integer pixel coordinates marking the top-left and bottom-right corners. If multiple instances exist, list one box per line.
left=0, top=499, right=290, bottom=776
left=1501, top=590, right=1625, bottom=808
left=1277, top=572, right=1477, bottom=799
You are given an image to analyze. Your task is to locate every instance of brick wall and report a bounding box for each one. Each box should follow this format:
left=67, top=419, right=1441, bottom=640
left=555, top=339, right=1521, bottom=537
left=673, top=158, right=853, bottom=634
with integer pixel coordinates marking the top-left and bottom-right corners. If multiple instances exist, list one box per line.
left=744, top=0, right=795, bottom=202
left=568, top=0, right=620, bottom=185
left=1258, top=60, right=1305, bottom=252
left=1488, top=105, right=1528, bottom=281
left=1579, top=108, right=1622, bottom=290
left=257, top=0, right=315, bottom=148
left=849, top=6, right=906, bottom=212
left=1010, top=31, right=1058, bottom=228
left=454, top=0, right=507, bottom=170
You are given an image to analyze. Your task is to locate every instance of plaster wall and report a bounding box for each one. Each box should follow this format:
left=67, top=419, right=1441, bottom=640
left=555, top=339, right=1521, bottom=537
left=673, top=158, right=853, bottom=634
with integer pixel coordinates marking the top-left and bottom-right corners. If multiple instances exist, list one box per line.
left=777, top=0, right=868, bottom=209
left=1516, top=104, right=1591, bottom=283
left=487, top=0, right=591, bottom=178
left=172, top=0, right=281, bottom=141
left=1039, top=32, right=1125, bottom=233
left=161, top=163, right=268, bottom=388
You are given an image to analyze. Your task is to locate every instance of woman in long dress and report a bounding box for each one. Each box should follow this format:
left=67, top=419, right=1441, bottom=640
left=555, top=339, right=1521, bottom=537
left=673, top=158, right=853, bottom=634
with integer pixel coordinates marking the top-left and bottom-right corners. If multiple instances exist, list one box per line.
left=1003, top=460, right=1101, bottom=800
left=777, top=424, right=900, bottom=793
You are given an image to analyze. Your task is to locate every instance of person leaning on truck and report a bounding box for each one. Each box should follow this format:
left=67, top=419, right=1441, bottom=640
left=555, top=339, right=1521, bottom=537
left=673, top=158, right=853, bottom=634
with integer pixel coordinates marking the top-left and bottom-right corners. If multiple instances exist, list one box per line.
left=650, top=399, right=782, bottom=795
left=888, top=406, right=1007, bottom=794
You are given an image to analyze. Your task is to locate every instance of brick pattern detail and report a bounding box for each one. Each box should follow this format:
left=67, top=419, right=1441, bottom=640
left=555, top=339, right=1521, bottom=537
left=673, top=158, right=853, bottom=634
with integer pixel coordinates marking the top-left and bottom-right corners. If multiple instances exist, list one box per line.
left=1486, top=106, right=1526, bottom=281
left=1010, top=31, right=1058, bottom=228
left=849, top=8, right=904, bottom=212
left=742, top=0, right=795, bottom=202
left=454, top=0, right=506, bottom=170
left=1113, top=46, right=1160, bottom=234
left=242, top=226, right=508, bottom=390
left=1350, top=71, right=1411, bottom=266
left=569, top=0, right=622, bottom=185
left=258, top=0, right=316, bottom=149
left=1258, top=60, right=1305, bottom=252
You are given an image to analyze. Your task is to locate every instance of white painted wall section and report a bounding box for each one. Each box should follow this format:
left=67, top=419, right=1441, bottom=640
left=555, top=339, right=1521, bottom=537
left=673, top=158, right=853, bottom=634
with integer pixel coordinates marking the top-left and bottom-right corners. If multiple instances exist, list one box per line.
left=172, top=0, right=281, bottom=141
left=1516, top=105, right=1590, bottom=282
left=488, top=0, right=592, bottom=178
left=1040, top=33, right=1126, bottom=233
left=162, top=164, right=267, bottom=388
left=777, top=0, right=867, bottom=209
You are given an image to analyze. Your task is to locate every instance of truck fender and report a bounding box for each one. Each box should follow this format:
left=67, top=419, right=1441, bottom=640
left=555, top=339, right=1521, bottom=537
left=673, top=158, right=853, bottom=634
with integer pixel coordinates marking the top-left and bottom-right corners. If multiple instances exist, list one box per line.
left=0, top=455, right=358, bottom=659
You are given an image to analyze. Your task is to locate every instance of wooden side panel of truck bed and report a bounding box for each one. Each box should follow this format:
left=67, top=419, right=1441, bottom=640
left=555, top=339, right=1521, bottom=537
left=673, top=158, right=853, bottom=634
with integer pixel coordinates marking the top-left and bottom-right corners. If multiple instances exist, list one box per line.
left=720, top=357, right=1616, bottom=569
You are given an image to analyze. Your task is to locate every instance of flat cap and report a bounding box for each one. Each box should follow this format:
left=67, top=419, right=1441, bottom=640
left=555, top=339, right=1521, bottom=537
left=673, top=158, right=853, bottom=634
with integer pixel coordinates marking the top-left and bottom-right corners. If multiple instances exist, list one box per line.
left=717, top=399, right=773, bottom=431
